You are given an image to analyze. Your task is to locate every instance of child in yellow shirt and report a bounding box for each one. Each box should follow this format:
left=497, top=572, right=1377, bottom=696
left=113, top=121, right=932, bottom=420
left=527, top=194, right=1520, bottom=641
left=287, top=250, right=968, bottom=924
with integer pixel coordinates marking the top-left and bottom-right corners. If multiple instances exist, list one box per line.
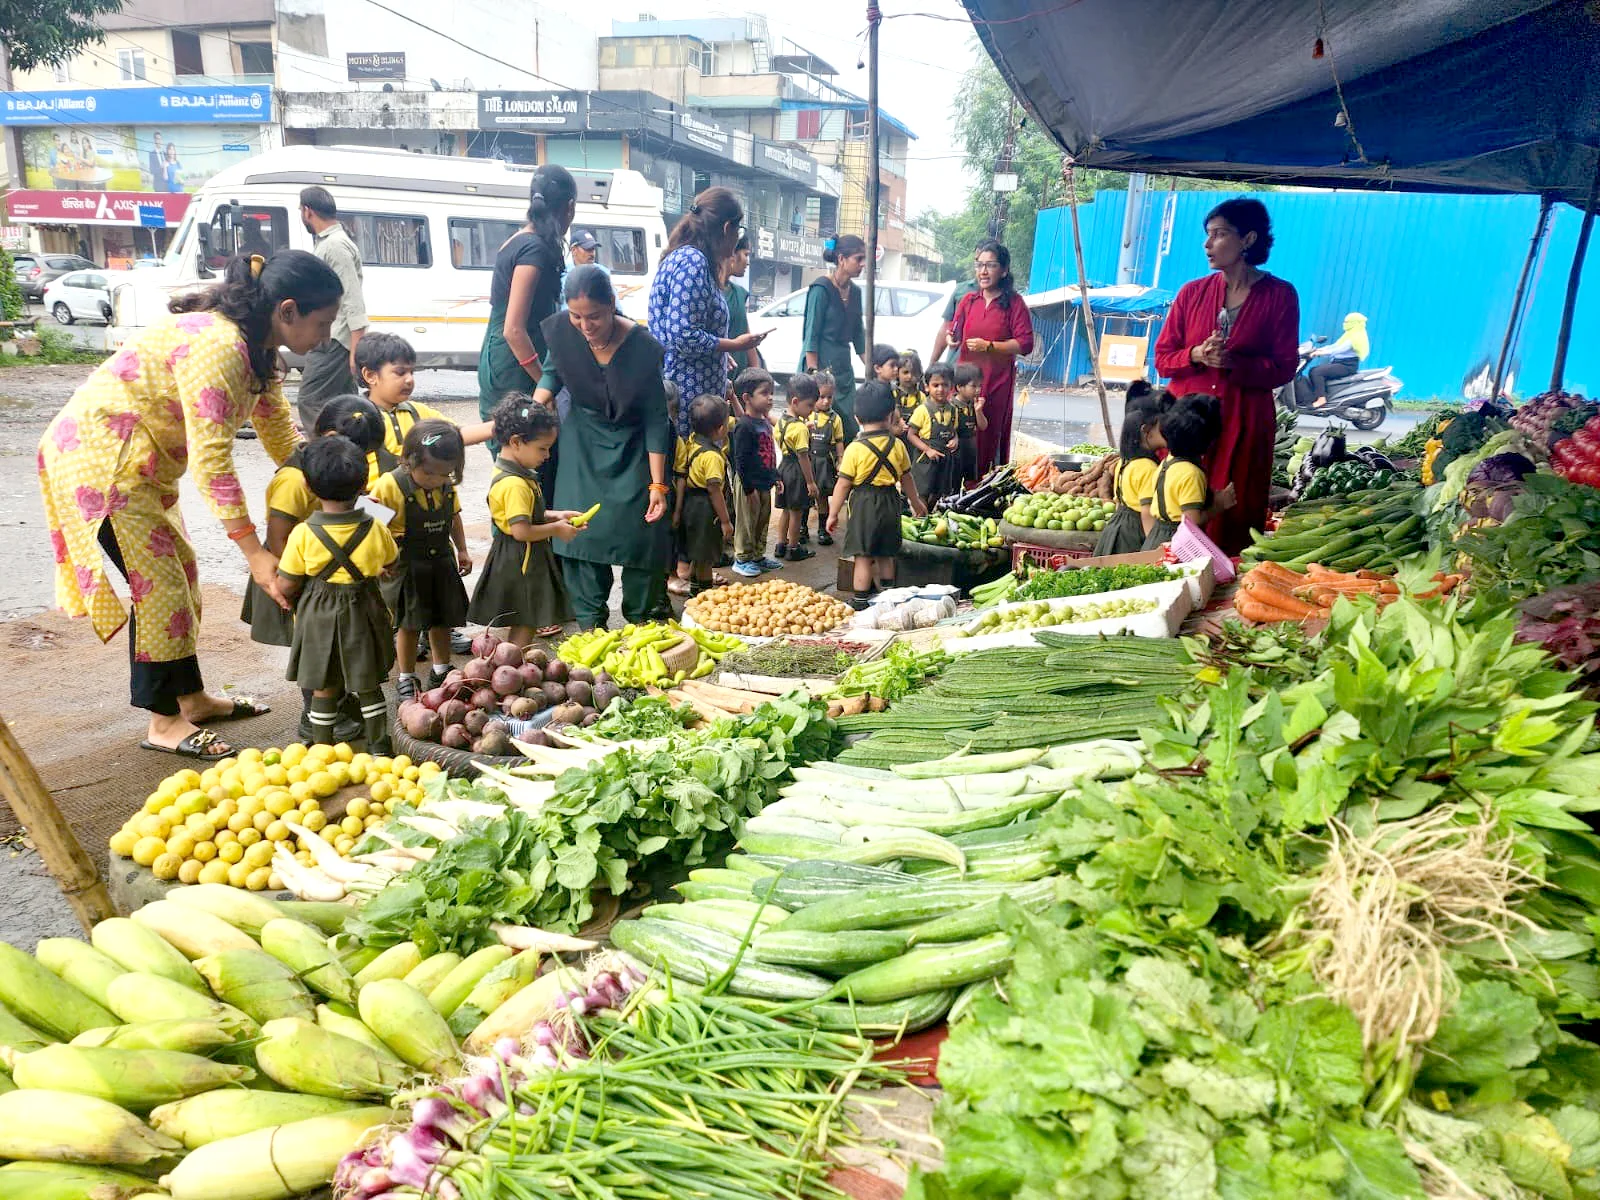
left=829, top=382, right=926, bottom=608
left=907, top=366, right=959, bottom=507
left=1142, top=394, right=1235, bottom=550
left=807, top=371, right=844, bottom=546
left=675, top=395, right=735, bottom=595
left=276, top=436, right=399, bottom=752
left=774, top=375, right=820, bottom=562
left=1095, top=381, right=1170, bottom=556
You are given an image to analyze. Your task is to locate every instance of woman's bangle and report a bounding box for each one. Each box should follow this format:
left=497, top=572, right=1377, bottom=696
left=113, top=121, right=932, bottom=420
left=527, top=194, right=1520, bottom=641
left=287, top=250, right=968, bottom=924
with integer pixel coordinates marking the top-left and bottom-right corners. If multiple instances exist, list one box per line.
left=517, top=352, right=539, bottom=368
left=226, top=525, right=256, bottom=543
left=648, top=482, right=670, bottom=495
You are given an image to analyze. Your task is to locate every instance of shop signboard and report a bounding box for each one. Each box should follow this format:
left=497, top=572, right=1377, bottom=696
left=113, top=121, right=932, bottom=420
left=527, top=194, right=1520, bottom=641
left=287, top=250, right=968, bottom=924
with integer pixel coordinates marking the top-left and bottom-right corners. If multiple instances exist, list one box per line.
left=673, top=111, right=732, bottom=158
left=0, top=86, right=271, bottom=125
left=347, top=52, right=407, bottom=80
left=6, top=190, right=191, bottom=226
left=477, top=92, right=586, bottom=132
left=755, top=225, right=826, bottom=269
left=753, top=140, right=817, bottom=188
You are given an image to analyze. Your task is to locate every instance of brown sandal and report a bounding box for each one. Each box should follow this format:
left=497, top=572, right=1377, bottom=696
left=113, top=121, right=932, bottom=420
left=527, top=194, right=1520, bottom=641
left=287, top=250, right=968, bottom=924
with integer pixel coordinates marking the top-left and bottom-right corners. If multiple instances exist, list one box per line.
left=140, top=729, right=233, bottom=761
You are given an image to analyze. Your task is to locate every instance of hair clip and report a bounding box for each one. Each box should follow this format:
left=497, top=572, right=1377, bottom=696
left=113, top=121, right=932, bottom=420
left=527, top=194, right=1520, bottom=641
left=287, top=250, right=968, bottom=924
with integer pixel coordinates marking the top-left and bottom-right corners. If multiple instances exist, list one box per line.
left=824, top=238, right=836, bottom=252
left=421, top=433, right=443, bottom=447
left=690, top=203, right=702, bottom=215
left=249, top=254, right=265, bottom=279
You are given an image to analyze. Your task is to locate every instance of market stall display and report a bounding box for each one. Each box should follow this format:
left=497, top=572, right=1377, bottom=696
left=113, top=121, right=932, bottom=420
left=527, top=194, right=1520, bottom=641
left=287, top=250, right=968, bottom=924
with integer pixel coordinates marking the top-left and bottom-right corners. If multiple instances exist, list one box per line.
left=686, top=580, right=854, bottom=637
left=1001, top=491, right=1113, bottom=532
left=1242, top=484, right=1426, bottom=572
left=899, top=513, right=1003, bottom=549
left=557, top=621, right=743, bottom=688
left=935, top=462, right=1024, bottom=518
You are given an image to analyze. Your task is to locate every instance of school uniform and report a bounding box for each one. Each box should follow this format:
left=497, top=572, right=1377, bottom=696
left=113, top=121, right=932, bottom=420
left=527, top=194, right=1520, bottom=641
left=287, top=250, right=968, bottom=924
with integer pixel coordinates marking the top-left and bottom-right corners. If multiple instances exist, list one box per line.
left=364, top=444, right=400, bottom=490
left=374, top=399, right=449, bottom=460
left=679, top=435, right=729, bottom=567
left=908, top=400, right=958, bottom=506
left=775, top=413, right=812, bottom=513
left=839, top=431, right=912, bottom=559
left=241, top=448, right=313, bottom=646
left=369, top=466, right=468, bottom=632
left=1140, top=457, right=1209, bottom=550
left=1095, top=455, right=1159, bottom=556
left=468, top=457, right=574, bottom=630
left=279, top=512, right=398, bottom=696
left=809, top=409, right=843, bottom=501
left=953, top=395, right=980, bottom=486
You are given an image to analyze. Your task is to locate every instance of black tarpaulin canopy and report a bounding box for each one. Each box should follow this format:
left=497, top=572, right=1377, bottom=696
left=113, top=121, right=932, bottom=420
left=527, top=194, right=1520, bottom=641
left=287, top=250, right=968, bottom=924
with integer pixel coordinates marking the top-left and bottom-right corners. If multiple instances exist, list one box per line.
left=962, top=0, right=1600, bottom=207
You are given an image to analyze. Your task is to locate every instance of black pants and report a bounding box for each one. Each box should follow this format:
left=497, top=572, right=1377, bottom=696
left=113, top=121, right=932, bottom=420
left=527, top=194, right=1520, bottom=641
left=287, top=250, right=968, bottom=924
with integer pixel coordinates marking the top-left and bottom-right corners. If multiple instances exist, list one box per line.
left=98, top=522, right=203, bottom=716
left=1308, top=356, right=1357, bottom=401
left=296, top=339, right=357, bottom=432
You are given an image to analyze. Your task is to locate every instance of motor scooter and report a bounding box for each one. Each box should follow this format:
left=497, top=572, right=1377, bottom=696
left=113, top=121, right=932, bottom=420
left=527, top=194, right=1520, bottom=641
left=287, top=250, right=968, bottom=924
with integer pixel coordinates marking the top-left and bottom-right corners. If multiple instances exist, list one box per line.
left=1276, top=335, right=1401, bottom=431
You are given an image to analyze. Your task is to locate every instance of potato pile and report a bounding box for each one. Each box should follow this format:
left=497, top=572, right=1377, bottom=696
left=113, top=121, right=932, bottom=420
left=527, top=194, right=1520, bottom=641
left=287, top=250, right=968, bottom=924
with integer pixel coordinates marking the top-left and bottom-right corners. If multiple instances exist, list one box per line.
left=686, top=579, right=854, bottom=637
left=109, top=744, right=441, bottom=889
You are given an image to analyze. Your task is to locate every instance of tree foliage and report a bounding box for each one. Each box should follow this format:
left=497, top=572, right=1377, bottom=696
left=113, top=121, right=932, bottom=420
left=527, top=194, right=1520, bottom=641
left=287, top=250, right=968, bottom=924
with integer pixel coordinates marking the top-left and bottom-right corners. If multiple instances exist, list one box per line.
left=1, top=0, right=121, bottom=72
left=0, top=249, right=23, bottom=322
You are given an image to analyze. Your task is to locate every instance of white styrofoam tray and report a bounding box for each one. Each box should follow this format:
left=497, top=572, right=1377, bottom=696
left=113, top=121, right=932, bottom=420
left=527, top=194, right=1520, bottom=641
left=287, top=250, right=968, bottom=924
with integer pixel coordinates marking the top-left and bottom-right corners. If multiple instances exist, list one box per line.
left=1170, top=556, right=1216, bottom=608
left=943, top=576, right=1194, bottom=652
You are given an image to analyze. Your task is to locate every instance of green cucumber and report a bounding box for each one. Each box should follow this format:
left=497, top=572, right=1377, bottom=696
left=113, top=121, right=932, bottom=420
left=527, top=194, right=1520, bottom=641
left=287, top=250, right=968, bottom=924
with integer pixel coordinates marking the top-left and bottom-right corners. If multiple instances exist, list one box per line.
left=773, top=882, right=1018, bottom=933
left=826, top=933, right=1014, bottom=1004
left=609, top=919, right=832, bottom=1001
left=753, top=929, right=908, bottom=973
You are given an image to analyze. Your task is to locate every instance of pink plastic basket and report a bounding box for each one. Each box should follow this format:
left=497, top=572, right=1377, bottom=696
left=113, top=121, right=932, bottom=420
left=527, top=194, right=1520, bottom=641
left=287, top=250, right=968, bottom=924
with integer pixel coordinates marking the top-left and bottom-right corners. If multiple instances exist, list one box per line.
left=1170, top=517, right=1237, bottom=583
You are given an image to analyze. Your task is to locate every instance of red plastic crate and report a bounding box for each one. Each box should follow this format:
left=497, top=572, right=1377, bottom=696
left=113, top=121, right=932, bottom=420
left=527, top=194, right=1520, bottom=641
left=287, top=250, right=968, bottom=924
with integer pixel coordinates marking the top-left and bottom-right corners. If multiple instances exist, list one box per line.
left=1010, top=542, right=1093, bottom=573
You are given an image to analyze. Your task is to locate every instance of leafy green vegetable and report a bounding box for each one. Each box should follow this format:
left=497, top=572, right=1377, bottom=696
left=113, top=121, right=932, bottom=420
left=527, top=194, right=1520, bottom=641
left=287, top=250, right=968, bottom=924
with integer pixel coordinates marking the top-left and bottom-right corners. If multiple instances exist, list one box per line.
left=583, top=694, right=695, bottom=740
left=1015, top=562, right=1174, bottom=601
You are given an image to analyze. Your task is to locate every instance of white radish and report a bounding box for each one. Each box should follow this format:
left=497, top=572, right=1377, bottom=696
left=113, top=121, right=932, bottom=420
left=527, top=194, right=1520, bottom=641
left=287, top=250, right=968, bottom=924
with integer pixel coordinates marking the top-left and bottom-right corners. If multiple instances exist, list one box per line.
left=492, top=923, right=599, bottom=954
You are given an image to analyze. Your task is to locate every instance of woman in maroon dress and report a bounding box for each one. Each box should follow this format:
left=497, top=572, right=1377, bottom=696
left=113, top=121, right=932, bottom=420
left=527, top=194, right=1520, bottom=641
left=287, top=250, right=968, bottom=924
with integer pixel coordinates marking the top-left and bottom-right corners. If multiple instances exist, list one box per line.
left=952, top=239, right=1034, bottom=474
left=1154, top=199, right=1299, bottom=555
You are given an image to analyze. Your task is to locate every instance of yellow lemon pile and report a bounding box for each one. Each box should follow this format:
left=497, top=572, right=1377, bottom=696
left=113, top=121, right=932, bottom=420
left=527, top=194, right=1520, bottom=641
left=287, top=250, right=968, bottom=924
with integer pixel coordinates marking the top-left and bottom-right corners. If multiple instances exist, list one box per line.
left=109, top=743, right=442, bottom=890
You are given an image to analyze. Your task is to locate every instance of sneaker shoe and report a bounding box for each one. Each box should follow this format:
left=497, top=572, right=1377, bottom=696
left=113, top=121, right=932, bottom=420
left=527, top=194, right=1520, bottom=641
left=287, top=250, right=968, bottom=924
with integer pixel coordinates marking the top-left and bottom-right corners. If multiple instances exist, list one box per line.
left=786, top=544, right=816, bottom=562
left=797, top=527, right=810, bottom=544
left=759, top=556, right=785, bottom=571
left=429, top=665, right=452, bottom=688
left=451, top=630, right=473, bottom=656
left=773, top=543, right=789, bottom=559
left=732, top=559, right=763, bottom=578
left=396, top=673, right=419, bottom=702
left=818, top=531, right=835, bottom=546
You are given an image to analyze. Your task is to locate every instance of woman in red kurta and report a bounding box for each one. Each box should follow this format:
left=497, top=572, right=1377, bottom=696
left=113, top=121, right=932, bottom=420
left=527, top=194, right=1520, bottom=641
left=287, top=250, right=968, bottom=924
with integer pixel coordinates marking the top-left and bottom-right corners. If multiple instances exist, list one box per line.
left=1154, top=199, right=1299, bottom=555
left=952, top=239, right=1035, bottom=475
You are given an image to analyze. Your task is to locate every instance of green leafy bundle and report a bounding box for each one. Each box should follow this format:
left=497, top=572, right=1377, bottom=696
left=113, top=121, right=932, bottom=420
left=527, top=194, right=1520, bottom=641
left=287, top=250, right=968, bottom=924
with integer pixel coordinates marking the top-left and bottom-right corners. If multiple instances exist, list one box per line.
left=1014, top=562, right=1174, bottom=601
left=347, top=697, right=834, bottom=950
left=1455, top=472, right=1600, bottom=603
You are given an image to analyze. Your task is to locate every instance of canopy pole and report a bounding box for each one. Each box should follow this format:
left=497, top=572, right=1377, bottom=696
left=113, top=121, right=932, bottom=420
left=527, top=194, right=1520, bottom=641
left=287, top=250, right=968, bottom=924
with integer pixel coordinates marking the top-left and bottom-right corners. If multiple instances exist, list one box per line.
left=863, top=1, right=881, bottom=357
left=1550, top=159, right=1600, bottom=393
left=1063, top=161, right=1113, bottom=439
left=0, top=714, right=117, bottom=933
left=1492, top=195, right=1553, bottom=402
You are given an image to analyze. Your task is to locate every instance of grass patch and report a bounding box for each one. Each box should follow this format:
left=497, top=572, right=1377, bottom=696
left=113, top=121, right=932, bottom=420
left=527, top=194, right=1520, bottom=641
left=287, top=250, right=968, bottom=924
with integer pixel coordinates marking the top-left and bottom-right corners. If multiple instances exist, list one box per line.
left=0, top=325, right=109, bottom=368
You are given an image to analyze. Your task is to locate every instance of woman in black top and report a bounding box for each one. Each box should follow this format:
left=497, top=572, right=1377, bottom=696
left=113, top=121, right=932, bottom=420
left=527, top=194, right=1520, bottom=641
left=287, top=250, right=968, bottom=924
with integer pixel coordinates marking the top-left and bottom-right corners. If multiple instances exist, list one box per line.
left=801, top=234, right=869, bottom=439
left=477, top=164, right=576, bottom=436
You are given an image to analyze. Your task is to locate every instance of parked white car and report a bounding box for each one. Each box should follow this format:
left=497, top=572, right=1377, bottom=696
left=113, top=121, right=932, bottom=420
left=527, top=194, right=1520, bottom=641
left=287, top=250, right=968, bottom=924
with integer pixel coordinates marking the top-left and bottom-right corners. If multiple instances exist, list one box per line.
left=752, top=280, right=956, bottom=381
left=45, top=269, right=124, bottom=325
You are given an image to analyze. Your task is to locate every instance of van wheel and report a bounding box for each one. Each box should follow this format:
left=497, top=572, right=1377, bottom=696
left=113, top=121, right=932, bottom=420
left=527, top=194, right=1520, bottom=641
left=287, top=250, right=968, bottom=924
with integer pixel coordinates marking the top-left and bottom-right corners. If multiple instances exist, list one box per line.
left=52, top=302, right=74, bottom=325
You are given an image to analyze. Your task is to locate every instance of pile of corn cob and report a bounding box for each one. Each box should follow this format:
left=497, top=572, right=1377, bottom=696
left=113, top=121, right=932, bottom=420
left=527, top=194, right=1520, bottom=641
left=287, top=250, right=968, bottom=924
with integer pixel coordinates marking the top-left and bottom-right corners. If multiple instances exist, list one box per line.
left=0, top=886, right=586, bottom=1200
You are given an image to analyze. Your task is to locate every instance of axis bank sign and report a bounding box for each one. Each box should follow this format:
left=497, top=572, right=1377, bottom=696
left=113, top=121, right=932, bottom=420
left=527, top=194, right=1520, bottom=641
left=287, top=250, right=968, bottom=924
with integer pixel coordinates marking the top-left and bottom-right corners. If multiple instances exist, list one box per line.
left=6, top=190, right=191, bottom=226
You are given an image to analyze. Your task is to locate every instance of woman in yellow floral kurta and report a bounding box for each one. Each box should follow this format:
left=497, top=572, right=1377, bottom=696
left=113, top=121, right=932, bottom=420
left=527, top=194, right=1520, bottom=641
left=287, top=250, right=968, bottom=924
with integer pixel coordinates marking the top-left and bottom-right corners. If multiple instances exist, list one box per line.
left=38, top=251, right=344, bottom=759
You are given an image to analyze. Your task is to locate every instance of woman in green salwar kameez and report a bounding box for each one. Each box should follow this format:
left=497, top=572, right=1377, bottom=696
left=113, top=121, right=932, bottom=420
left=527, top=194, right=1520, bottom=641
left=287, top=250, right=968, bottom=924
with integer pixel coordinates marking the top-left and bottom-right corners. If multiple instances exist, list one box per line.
left=801, top=233, right=871, bottom=440
left=533, top=266, right=673, bottom=629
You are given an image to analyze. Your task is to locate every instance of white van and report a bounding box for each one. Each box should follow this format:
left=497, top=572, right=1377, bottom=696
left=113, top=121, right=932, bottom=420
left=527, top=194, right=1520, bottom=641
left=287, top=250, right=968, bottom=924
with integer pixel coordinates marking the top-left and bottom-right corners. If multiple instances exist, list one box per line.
left=110, top=145, right=666, bottom=369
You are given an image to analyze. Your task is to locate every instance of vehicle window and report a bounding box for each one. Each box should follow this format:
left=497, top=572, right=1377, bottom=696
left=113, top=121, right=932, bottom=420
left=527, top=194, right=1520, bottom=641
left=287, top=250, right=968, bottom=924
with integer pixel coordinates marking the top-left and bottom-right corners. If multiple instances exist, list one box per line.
left=874, top=289, right=892, bottom=316
left=761, top=291, right=802, bottom=318
left=206, top=205, right=289, bottom=271
left=87, top=275, right=106, bottom=289
left=48, top=257, right=80, bottom=269
left=344, top=212, right=431, bottom=268
left=446, top=217, right=523, bottom=270
left=57, top=273, right=81, bottom=287
left=571, top=225, right=648, bottom=275
left=893, top=290, right=940, bottom=317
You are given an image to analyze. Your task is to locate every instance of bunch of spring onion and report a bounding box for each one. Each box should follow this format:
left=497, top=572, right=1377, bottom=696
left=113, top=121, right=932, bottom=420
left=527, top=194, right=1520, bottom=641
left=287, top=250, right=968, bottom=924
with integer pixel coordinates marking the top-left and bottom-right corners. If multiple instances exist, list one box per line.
left=337, top=956, right=907, bottom=1200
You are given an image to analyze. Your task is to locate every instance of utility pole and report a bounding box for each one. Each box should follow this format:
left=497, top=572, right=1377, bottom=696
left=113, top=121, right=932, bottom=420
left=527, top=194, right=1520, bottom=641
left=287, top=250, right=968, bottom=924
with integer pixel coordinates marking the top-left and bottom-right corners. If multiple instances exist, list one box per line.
left=1063, top=161, right=1113, bottom=439
left=864, top=0, right=881, bottom=355
left=988, top=95, right=1020, bottom=241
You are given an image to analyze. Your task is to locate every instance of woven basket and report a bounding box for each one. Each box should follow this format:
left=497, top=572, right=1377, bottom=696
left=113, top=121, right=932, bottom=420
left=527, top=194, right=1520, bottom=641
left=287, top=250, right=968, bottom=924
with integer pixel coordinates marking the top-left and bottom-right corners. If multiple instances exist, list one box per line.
left=997, top=520, right=1099, bottom=551
left=389, top=696, right=525, bottom=777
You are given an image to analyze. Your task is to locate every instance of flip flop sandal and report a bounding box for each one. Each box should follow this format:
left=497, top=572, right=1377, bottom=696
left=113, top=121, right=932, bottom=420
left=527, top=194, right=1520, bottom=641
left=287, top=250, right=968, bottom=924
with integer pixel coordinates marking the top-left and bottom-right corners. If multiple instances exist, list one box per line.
left=535, top=625, right=564, bottom=639
left=667, top=577, right=693, bottom=597
left=712, top=572, right=729, bottom=585
left=197, top=696, right=272, bottom=723
left=140, top=729, right=232, bottom=761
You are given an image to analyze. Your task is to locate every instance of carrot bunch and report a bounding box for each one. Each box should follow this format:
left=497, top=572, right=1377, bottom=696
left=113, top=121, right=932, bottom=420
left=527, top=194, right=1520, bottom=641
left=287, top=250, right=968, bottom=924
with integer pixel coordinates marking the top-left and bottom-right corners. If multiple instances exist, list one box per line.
left=1235, top=562, right=1463, bottom=625
left=1017, top=455, right=1059, bottom=491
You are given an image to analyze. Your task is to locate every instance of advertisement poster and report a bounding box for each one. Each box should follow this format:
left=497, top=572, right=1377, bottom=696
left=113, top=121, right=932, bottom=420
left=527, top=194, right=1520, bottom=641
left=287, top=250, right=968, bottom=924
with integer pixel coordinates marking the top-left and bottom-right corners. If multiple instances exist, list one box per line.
left=22, top=126, right=261, bottom=194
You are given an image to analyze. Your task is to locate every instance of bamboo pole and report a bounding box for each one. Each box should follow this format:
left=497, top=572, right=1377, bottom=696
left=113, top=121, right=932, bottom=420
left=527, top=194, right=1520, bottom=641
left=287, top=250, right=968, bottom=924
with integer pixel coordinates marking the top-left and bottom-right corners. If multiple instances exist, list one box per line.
left=1063, top=161, right=1114, bottom=438
left=1492, top=195, right=1553, bottom=401
left=863, top=0, right=882, bottom=356
left=1550, top=160, right=1600, bottom=393
left=0, top=714, right=117, bottom=932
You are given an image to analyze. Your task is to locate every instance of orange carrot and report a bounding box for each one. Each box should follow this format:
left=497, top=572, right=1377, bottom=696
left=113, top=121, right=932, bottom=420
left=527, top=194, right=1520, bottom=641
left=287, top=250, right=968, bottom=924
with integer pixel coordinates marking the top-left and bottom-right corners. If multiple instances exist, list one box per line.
left=1236, top=594, right=1304, bottom=624
left=1239, top=578, right=1323, bottom=618
left=1249, top=561, right=1307, bottom=588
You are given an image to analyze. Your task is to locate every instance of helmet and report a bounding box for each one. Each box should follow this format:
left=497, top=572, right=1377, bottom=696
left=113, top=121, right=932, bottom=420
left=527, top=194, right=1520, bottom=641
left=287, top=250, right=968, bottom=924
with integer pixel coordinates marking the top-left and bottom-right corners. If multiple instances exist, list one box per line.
left=1343, top=312, right=1367, bottom=328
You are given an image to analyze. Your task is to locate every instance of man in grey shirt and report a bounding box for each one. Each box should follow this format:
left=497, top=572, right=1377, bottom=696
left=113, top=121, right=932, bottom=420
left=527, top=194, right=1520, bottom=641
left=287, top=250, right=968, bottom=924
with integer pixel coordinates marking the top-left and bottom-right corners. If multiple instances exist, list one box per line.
left=297, top=186, right=367, bottom=430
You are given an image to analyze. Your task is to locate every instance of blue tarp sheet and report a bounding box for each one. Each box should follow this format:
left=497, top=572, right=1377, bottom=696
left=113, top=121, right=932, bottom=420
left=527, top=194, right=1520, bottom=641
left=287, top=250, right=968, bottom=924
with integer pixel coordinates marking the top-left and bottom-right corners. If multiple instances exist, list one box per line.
left=962, top=0, right=1600, bottom=208
left=1023, top=285, right=1175, bottom=316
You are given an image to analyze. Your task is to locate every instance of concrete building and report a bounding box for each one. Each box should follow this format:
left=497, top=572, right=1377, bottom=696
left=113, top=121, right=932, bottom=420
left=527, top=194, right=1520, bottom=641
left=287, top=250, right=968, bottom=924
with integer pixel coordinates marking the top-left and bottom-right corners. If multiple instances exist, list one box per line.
left=598, top=17, right=918, bottom=287
left=2, top=0, right=277, bottom=265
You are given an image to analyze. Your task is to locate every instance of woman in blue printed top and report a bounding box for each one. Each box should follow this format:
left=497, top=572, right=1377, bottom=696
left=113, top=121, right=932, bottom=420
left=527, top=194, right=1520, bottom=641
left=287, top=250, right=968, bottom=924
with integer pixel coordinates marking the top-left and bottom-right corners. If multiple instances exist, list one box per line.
left=647, top=187, right=768, bottom=438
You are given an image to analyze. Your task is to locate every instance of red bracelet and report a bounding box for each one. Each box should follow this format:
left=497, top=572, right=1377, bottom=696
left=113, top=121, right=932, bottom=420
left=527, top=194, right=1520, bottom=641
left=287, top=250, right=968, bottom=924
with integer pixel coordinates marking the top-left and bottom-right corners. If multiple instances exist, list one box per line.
left=226, top=525, right=256, bottom=543
left=517, top=352, right=539, bottom=368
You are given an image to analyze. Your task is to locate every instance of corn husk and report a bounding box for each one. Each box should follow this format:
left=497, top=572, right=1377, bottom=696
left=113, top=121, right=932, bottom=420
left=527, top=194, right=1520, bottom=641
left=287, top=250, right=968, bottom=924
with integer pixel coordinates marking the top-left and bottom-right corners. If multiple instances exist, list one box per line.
left=148, top=1090, right=364, bottom=1150
left=448, top=948, right=541, bottom=1039
left=35, top=939, right=130, bottom=1010
left=160, top=1107, right=392, bottom=1200
left=0, top=1161, right=165, bottom=1200
left=71, top=1016, right=249, bottom=1055
left=193, top=949, right=316, bottom=1024
left=401, top=950, right=460, bottom=994
left=104, top=974, right=258, bottom=1038
left=314, top=1004, right=406, bottom=1067
left=253, top=1018, right=406, bottom=1099
left=351, top=941, right=423, bottom=987
left=166, top=885, right=283, bottom=940
left=462, top=965, right=580, bottom=1053
left=131, top=902, right=258, bottom=960
left=8, top=1044, right=253, bottom=1111
left=0, top=1088, right=183, bottom=1165
left=0, top=1001, right=57, bottom=1056
left=92, top=920, right=208, bottom=995
left=426, top=944, right=511, bottom=1016
left=271, top=901, right=352, bottom=937
left=0, top=941, right=117, bottom=1040
left=356, top=978, right=460, bottom=1075
left=0, top=1067, right=13, bottom=1093
left=256, top=920, right=356, bottom=1005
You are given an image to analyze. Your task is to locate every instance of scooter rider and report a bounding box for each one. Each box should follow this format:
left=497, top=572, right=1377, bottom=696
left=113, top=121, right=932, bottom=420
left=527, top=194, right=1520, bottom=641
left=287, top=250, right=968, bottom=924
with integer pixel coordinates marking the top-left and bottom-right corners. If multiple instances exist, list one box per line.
left=1299, top=312, right=1368, bottom=410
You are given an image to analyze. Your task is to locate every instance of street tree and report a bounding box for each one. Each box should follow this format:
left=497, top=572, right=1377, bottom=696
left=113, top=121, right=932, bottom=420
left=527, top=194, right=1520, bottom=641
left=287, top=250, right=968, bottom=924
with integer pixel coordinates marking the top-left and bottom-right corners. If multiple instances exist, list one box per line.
left=2, top=0, right=122, bottom=72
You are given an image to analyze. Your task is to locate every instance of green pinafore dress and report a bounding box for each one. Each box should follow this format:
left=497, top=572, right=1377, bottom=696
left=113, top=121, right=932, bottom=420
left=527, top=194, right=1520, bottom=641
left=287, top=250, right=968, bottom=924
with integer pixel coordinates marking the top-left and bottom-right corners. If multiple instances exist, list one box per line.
left=842, top=433, right=904, bottom=560
left=679, top=437, right=726, bottom=566
left=240, top=448, right=305, bottom=647
left=393, top=469, right=469, bottom=632
left=1140, top=458, right=1208, bottom=551
left=1095, top=459, right=1151, bottom=556
left=286, top=514, right=396, bottom=694
left=467, top=459, right=574, bottom=630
